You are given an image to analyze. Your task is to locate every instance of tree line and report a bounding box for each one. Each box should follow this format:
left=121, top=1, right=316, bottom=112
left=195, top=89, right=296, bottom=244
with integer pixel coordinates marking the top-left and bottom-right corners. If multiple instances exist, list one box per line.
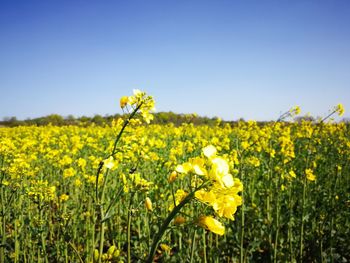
left=0, top=112, right=225, bottom=127
left=1, top=113, right=348, bottom=127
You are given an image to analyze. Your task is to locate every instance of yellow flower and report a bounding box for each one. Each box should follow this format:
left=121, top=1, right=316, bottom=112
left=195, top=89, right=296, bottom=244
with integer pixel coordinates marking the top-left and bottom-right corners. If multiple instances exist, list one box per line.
left=213, top=194, right=242, bottom=220
left=289, top=170, right=297, bottom=179
left=221, top=173, right=234, bottom=188
left=290, top=106, right=301, bottom=116
left=175, top=189, right=187, bottom=204
left=195, top=189, right=217, bottom=206
left=104, top=156, right=116, bottom=170
left=59, top=193, right=69, bottom=202
left=145, top=197, right=153, bottom=211
left=160, top=244, right=171, bottom=253
left=168, top=171, right=177, bottom=183
left=126, top=89, right=155, bottom=123
left=305, top=168, right=316, bottom=181
left=120, top=96, right=129, bottom=108
left=335, top=103, right=345, bottom=116
left=241, top=141, right=250, bottom=150
left=173, top=216, right=186, bottom=225
left=191, top=157, right=207, bottom=176
left=77, top=158, right=87, bottom=169
left=74, top=179, right=82, bottom=187
left=208, top=157, right=231, bottom=187
left=175, top=162, right=192, bottom=174
left=169, top=189, right=188, bottom=211
left=203, top=145, right=217, bottom=159
left=63, top=167, right=76, bottom=178
left=198, top=216, right=225, bottom=235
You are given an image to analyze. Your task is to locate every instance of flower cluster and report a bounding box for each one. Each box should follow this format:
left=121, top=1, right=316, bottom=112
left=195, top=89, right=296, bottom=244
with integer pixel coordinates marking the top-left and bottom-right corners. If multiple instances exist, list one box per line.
left=335, top=103, right=345, bottom=116
left=289, top=105, right=301, bottom=116
left=27, top=180, right=56, bottom=203
left=175, top=145, right=243, bottom=235
left=120, top=89, right=156, bottom=123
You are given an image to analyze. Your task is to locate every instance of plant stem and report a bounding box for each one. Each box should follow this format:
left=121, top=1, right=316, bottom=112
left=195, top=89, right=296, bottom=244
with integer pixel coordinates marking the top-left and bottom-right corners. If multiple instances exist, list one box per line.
left=299, top=177, right=307, bottom=262
left=189, top=229, right=197, bottom=263
left=145, top=184, right=205, bottom=263
left=273, top=185, right=280, bottom=263
left=288, top=183, right=294, bottom=262
left=203, top=230, right=207, bottom=263
left=127, top=192, right=135, bottom=263
left=97, top=169, right=110, bottom=263
left=240, top=170, right=245, bottom=263
left=95, top=103, right=143, bottom=263
left=95, top=103, right=142, bottom=203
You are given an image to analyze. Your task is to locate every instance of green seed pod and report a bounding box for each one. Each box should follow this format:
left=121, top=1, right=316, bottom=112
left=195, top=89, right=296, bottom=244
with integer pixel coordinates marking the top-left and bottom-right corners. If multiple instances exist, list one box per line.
left=107, top=245, right=116, bottom=256
left=113, top=248, right=120, bottom=258
left=93, top=249, right=99, bottom=262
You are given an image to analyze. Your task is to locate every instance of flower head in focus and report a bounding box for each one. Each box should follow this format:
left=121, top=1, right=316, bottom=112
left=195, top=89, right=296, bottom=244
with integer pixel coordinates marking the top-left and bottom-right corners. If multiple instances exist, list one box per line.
left=174, top=145, right=243, bottom=235
left=121, top=89, right=156, bottom=123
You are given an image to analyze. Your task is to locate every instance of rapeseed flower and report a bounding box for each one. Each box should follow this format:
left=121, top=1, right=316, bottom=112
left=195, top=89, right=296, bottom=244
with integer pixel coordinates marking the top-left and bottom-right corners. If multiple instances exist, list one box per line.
left=203, top=145, right=217, bottom=159
left=173, top=216, right=186, bottom=225
left=198, top=216, right=225, bottom=236
left=126, top=89, right=156, bottom=123
left=145, top=197, right=153, bottom=211
left=335, top=103, right=345, bottom=116
left=305, top=168, right=316, bottom=181
left=120, top=96, right=129, bottom=108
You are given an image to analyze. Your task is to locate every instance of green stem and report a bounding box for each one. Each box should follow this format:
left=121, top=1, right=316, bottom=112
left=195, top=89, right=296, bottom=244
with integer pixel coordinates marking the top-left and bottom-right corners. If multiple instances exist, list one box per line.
left=0, top=213, right=5, bottom=263
left=68, top=242, right=84, bottom=263
left=273, top=186, right=280, bottom=263
left=145, top=184, right=206, bottom=263
left=299, top=177, right=307, bottom=261
left=329, top=167, right=339, bottom=263
left=288, top=183, right=294, bottom=262
left=203, top=230, right=207, bottom=263
left=102, top=186, right=123, bottom=222
left=189, top=229, right=197, bottom=263
left=97, top=169, right=110, bottom=263
left=95, top=103, right=143, bottom=263
left=95, top=103, right=142, bottom=202
left=0, top=189, right=5, bottom=263
left=98, top=219, right=105, bottom=263
left=240, top=170, right=245, bottom=263
left=39, top=205, right=48, bottom=263
left=127, top=192, right=135, bottom=263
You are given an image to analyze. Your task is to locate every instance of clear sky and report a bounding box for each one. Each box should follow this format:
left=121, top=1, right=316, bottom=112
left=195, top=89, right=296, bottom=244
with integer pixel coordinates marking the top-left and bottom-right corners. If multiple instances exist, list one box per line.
left=1, top=0, right=349, bottom=121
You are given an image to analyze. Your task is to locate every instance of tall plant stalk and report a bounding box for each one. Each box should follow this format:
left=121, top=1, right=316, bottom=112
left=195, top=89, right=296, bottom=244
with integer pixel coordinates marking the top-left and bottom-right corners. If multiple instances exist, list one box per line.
left=95, top=104, right=142, bottom=263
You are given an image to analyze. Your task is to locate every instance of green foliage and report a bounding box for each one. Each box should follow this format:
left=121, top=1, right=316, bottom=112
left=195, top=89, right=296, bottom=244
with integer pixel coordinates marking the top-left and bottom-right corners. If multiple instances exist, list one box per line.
left=0, top=120, right=349, bottom=262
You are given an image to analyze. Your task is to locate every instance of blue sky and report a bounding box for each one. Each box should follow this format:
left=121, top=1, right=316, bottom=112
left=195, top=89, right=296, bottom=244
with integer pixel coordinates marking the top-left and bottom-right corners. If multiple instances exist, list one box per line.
left=1, top=0, right=349, bottom=121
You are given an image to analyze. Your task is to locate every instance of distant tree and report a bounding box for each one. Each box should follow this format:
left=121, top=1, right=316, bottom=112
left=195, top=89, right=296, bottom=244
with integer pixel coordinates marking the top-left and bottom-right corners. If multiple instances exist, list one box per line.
left=1, top=116, right=20, bottom=127
left=79, top=116, right=91, bottom=125
left=295, top=115, right=315, bottom=123
left=92, top=114, right=106, bottom=126
left=64, top=115, right=77, bottom=125
left=44, top=114, right=64, bottom=126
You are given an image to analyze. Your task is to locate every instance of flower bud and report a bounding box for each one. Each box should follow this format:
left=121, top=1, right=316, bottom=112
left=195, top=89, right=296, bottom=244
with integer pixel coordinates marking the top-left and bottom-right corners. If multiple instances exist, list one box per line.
left=93, top=249, right=99, bottom=262
left=120, top=96, right=129, bottom=108
left=174, top=216, right=186, bottom=225
left=107, top=245, right=116, bottom=256
left=168, top=171, right=177, bottom=183
left=145, top=197, right=153, bottom=211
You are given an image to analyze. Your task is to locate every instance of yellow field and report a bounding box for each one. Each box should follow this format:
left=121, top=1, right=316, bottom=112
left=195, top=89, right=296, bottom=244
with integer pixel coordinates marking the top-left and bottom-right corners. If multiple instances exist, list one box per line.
left=0, top=91, right=349, bottom=262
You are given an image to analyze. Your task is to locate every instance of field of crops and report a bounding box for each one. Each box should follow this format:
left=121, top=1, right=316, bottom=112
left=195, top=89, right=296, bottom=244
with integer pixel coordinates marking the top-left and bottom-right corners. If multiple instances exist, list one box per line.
left=0, top=91, right=349, bottom=263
